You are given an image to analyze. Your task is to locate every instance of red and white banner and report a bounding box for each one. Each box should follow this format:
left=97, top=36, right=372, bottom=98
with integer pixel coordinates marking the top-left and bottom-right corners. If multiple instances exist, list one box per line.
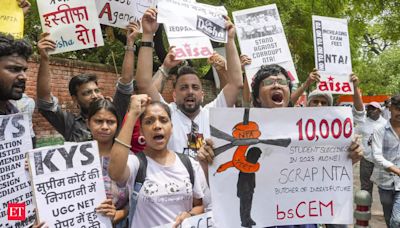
left=313, top=16, right=352, bottom=94
left=37, top=0, right=104, bottom=54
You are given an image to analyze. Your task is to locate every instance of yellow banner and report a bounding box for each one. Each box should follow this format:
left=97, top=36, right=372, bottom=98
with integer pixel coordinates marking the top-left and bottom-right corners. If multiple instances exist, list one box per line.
left=0, top=0, right=24, bottom=38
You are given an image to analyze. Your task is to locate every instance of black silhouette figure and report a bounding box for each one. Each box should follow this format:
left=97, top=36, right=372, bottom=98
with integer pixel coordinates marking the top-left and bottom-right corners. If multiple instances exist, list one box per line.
left=237, top=147, right=262, bottom=228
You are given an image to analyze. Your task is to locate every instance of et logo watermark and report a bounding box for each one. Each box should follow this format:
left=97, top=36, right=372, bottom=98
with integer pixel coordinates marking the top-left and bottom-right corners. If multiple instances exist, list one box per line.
left=7, top=203, right=26, bottom=221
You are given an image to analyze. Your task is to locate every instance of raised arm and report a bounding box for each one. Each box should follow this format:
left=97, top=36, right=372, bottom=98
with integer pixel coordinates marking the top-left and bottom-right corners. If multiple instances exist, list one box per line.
left=135, top=8, right=160, bottom=101
left=151, top=47, right=182, bottom=93
left=208, top=52, right=228, bottom=88
left=108, top=94, right=150, bottom=184
left=222, top=18, right=243, bottom=107
left=291, top=69, right=319, bottom=104
left=120, top=21, right=140, bottom=84
left=351, top=73, right=364, bottom=112
left=240, top=54, right=252, bottom=107
left=18, top=0, right=31, bottom=15
left=36, top=33, right=56, bottom=102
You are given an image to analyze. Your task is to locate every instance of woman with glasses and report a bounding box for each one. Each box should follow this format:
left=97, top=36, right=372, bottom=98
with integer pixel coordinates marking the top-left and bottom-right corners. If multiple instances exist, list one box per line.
left=108, top=95, right=205, bottom=228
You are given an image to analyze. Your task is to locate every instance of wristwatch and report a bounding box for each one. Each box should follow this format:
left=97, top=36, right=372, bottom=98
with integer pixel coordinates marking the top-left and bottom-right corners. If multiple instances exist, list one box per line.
left=140, top=41, right=154, bottom=48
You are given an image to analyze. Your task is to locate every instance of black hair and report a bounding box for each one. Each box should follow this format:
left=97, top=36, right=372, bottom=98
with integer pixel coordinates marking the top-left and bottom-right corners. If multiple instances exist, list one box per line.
left=68, top=74, right=98, bottom=96
left=246, top=147, right=262, bottom=164
left=251, top=64, right=293, bottom=107
left=139, top=101, right=171, bottom=122
left=0, top=33, right=32, bottom=60
left=88, top=99, right=120, bottom=132
left=173, top=66, right=200, bottom=88
left=391, top=94, right=400, bottom=107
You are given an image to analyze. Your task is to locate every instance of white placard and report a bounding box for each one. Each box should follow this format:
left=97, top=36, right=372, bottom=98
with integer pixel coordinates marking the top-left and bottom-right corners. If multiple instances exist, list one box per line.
left=37, top=0, right=104, bottom=54
left=167, top=37, right=213, bottom=60
left=0, top=113, right=34, bottom=228
left=312, top=15, right=353, bottom=94
left=96, top=0, right=136, bottom=29
left=28, top=141, right=111, bottom=228
left=163, top=16, right=214, bottom=60
left=157, top=0, right=228, bottom=43
left=209, top=107, right=354, bottom=227
left=233, top=4, right=298, bottom=87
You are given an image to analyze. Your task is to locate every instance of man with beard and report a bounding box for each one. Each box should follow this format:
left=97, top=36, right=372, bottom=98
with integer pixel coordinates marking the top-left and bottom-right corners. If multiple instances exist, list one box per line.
left=135, top=8, right=243, bottom=158
left=36, top=22, right=140, bottom=142
left=0, top=34, right=33, bottom=142
left=0, top=33, right=32, bottom=115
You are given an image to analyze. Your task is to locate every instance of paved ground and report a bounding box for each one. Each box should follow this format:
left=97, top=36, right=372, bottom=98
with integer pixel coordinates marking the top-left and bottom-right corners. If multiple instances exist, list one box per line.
left=350, top=162, right=386, bottom=227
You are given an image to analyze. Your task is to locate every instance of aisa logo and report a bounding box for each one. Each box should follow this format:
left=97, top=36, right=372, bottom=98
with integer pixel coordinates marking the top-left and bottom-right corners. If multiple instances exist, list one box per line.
left=318, top=76, right=352, bottom=93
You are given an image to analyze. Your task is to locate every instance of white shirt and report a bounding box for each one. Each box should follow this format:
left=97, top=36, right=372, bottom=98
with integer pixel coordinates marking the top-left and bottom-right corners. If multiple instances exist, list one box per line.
left=161, top=90, right=228, bottom=157
left=126, top=154, right=204, bottom=228
left=371, top=122, right=400, bottom=190
left=353, top=108, right=387, bottom=161
left=160, top=90, right=227, bottom=212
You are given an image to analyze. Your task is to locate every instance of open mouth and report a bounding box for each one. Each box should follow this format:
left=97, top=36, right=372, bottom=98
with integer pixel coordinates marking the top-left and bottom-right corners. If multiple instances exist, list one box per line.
left=271, top=92, right=283, bottom=103
left=153, top=134, right=165, bottom=142
left=184, top=97, right=196, bottom=105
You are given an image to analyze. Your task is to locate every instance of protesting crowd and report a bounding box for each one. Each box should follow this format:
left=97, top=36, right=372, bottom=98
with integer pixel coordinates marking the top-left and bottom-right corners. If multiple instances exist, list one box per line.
left=0, top=0, right=399, bottom=228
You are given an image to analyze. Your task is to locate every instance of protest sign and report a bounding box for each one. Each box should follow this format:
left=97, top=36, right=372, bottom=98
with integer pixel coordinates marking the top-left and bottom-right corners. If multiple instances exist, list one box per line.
left=37, top=0, right=104, bottom=54
left=28, top=141, right=111, bottom=228
left=157, top=0, right=228, bottom=43
left=0, top=113, right=34, bottom=228
left=167, top=36, right=213, bottom=60
left=96, top=0, right=136, bottom=29
left=233, top=4, right=298, bottom=87
left=0, top=0, right=24, bottom=38
left=164, top=18, right=214, bottom=60
left=153, top=212, right=214, bottom=228
left=209, top=107, right=354, bottom=227
left=313, top=16, right=353, bottom=94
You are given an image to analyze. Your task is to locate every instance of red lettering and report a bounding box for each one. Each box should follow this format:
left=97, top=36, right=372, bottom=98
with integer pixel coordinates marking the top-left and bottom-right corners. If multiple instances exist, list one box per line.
left=309, top=200, right=318, bottom=216
left=342, top=82, right=351, bottom=92
left=296, top=118, right=303, bottom=141
left=318, top=81, right=328, bottom=91
left=343, top=118, right=352, bottom=138
left=320, top=200, right=334, bottom=216
left=320, top=119, right=329, bottom=139
left=287, top=209, right=294, bottom=218
left=296, top=201, right=306, bottom=218
left=200, top=47, right=212, bottom=56
left=99, top=3, right=112, bottom=21
left=305, top=119, right=316, bottom=141
left=331, top=118, right=342, bottom=139
left=277, top=200, right=334, bottom=220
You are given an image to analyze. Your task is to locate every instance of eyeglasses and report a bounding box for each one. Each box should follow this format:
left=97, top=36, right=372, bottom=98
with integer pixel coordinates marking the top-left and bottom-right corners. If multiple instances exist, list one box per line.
left=262, top=78, right=289, bottom=86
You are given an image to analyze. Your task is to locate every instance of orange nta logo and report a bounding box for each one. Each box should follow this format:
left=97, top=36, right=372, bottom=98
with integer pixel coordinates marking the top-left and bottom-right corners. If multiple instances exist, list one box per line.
left=7, top=203, right=25, bottom=221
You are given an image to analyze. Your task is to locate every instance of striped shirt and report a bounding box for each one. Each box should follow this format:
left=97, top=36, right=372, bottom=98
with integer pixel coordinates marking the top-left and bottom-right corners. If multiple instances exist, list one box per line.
left=372, top=122, right=400, bottom=190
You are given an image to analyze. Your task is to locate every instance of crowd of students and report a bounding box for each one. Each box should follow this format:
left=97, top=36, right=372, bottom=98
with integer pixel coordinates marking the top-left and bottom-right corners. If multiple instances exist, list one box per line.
left=1, top=1, right=399, bottom=228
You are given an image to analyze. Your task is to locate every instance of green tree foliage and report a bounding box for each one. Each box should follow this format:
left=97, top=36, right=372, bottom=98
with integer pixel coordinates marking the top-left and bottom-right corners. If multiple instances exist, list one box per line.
left=355, top=47, right=400, bottom=95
